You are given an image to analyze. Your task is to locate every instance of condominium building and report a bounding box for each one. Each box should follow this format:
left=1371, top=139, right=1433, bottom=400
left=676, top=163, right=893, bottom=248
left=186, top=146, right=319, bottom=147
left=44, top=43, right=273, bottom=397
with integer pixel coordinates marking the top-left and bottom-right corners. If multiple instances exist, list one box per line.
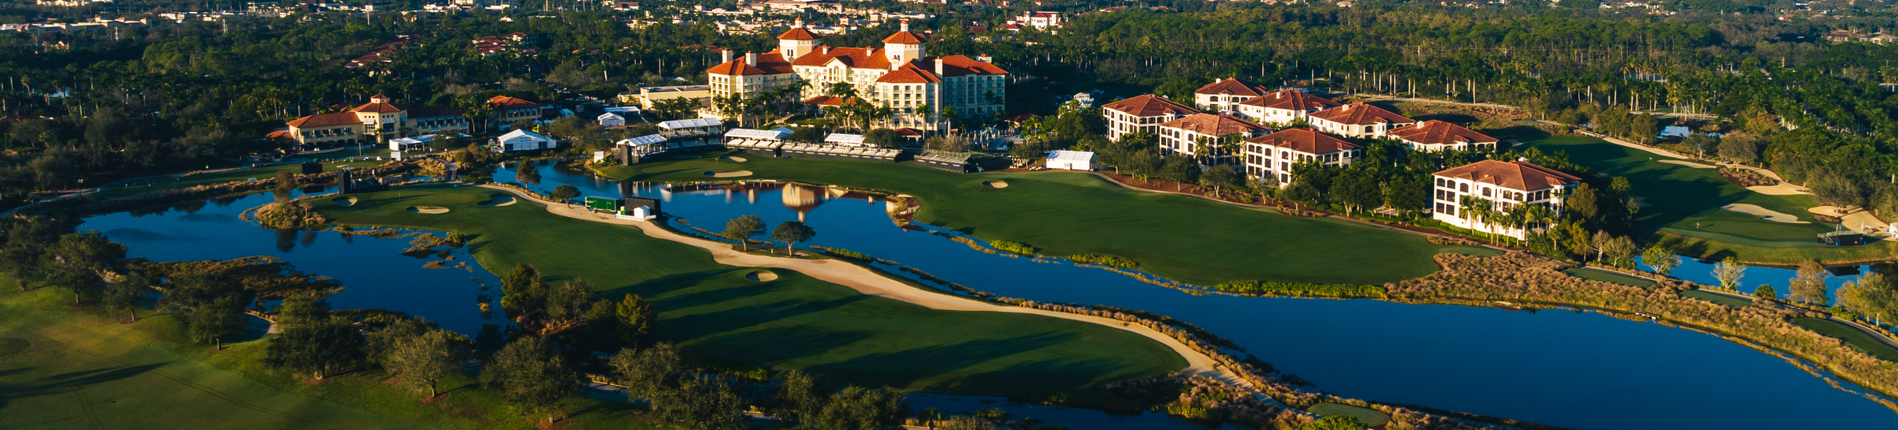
left=1154, top=113, right=1270, bottom=165
left=284, top=113, right=368, bottom=150
left=1431, top=160, right=1581, bottom=239
left=1242, top=128, right=1362, bottom=186
left=277, top=94, right=532, bottom=151
left=704, top=19, right=1007, bottom=130
left=1307, top=103, right=1416, bottom=138
left=1389, top=120, right=1500, bottom=152
left=1102, top=94, right=1199, bottom=141
left=1193, top=77, right=1271, bottom=114
left=488, top=95, right=544, bottom=129
left=1235, top=89, right=1340, bottom=125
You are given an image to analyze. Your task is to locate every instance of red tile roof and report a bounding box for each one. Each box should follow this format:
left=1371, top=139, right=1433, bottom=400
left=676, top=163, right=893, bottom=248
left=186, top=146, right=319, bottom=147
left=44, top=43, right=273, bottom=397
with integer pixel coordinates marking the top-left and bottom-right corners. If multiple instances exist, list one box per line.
left=1157, top=113, right=1269, bottom=136
left=1390, top=120, right=1497, bottom=145
left=706, top=52, right=794, bottom=75
left=876, top=61, right=941, bottom=83
left=1194, top=78, right=1267, bottom=97
left=349, top=98, right=404, bottom=113
left=1245, top=128, right=1360, bottom=154
left=1308, top=103, right=1414, bottom=125
left=933, top=55, right=1006, bottom=76
left=488, top=96, right=542, bottom=110
left=1434, top=160, right=1582, bottom=191
left=1102, top=94, right=1199, bottom=117
left=777, top=27, right=817, bottom=40
left=882, top=30, right=927, bottom=44
left=790, top=47, right=890, bottom=70
left=286, top=112, right=362, bottom=128
left=1239, top=89, right=1341, bottom=111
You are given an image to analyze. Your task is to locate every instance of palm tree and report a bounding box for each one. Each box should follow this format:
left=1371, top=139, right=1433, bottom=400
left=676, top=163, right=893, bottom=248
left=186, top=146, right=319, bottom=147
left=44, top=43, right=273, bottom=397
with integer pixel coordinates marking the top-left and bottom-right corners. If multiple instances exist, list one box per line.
left=1458, top=195, right=1494, bottom=241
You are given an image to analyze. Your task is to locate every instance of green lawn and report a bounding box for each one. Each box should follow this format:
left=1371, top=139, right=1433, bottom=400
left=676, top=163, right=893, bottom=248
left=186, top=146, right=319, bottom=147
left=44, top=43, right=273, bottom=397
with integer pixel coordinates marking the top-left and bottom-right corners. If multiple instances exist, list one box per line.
left=1438, top=245, right=1504, bottom=257
left=1681, top=290, right=1751, bottom=308
left=87, top=160, right=384, bottom=199
left=598, top=153, right=1447, bottom=286
left=318, top=185, right=1184, bottom=394
left=1790, top=318, right=1898, bottom=362
left=1562, top=268, right=1657, bottom=288
left=1520, top=136, right=1829, bottom=242
left=1308, top=402, right=1390, bottom=427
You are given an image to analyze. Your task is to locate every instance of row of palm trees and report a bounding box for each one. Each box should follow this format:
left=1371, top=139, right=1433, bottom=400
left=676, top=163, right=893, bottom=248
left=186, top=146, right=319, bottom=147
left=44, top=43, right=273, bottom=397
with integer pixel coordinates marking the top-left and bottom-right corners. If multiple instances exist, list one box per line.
left=1456, top=194, right=1560, bottom=247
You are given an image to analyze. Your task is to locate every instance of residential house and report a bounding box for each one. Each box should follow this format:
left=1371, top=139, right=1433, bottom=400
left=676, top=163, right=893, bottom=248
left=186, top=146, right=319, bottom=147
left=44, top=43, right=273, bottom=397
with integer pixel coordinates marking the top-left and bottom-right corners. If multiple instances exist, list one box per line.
left=1431, top=159, right=1581, bottom=239
left=1307, top=103, right=1415, bottom=138
left=1242, top=128, right=1361, bottom=186
left=1193, top=78, right=1270, bottom=114
left=1389, top=120, right=1498, bottom=152
left=1235, top=89, right=1339, bottom=125
left=1155, top=113, right=1271, bottom=165
left=1102, top=94, right=1199, bottom=141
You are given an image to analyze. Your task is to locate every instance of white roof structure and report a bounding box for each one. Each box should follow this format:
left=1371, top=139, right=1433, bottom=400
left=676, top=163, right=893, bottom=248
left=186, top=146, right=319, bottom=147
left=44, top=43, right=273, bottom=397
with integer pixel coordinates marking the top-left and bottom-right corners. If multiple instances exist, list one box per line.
left=660, top=117, right=722, bottom=130
left=617, top=134, right=667, bottom=147
left=825, top=133, right=866, bottom=146
left=725, top=128, right=791, bottom=140
left=603, top=106, right=641, bottom=114
left=498, top=129, right=552, bottom=142
left=1048, top=150, right=1095, bottom=162
left=598, top=112, right=624, bottom=121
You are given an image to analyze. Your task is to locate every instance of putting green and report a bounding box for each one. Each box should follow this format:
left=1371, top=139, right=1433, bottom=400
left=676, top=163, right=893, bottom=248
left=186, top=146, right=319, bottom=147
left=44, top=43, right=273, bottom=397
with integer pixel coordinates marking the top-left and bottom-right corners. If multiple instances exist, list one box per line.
left=1519, top=136, right=1829, bottom=243
left=318, top=185, right=1184, bottom=394
left=1681, top=290, right=1751, bottom=308
left=600, top=153, right=1447, bottom=286
left=1791, top=318, right=1898, bottom=362
left=1308, top=402, right=1389, bottom=426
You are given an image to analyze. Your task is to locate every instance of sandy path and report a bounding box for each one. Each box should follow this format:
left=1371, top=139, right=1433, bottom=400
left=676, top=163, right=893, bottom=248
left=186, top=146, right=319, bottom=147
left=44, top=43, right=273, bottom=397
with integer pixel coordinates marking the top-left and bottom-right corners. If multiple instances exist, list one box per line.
left=1721, top=204, right=1806, bottom=224
left=477, top=185, right=1248, bottom=389
left=1658, top=159, right=1716, bottom=169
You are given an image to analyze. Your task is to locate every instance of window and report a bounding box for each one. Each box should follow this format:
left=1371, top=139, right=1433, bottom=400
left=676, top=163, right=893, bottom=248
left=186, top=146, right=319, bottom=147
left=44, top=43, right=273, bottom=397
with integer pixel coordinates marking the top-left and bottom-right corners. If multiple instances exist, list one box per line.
left=1481, top=188, right=1491, bottom=197
left=1459, top=183, right=1468, bottom=193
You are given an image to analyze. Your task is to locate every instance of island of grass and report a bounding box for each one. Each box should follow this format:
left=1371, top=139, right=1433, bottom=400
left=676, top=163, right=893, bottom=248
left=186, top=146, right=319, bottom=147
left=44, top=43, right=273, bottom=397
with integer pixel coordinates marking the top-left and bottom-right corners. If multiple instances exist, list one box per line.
left=1680, top=289, right=1752, bottom=308
left=1520, top=136, right=1897, bottom=264
left=1561, top=267, right=1656, bottom=288
left=1790, top=318, right=1898, bottom=362
left=1308, top=402, right=1390, bottom=427
left=317, top=185, right=1185, bottom=394
left=597, top=152, right=1450, bottom=286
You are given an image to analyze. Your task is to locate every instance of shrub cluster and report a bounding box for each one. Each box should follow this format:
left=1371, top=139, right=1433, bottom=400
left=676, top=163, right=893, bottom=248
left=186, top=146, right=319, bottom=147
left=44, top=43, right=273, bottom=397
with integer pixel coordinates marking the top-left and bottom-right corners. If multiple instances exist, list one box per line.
left=990, top=240, right=1038, bottom=255
left=819, top=247, right=871, bottom=262
left=1068, top=254, right=1138, bottom=269
left=1211, top=280, right=1387, bottom=299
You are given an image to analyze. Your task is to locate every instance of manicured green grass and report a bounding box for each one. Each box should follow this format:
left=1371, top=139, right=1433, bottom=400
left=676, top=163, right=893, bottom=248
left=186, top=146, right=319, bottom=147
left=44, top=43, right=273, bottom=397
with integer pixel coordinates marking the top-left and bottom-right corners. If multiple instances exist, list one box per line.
left=1681, top=290, right=1752, bottom=308
left=1562, top=268, right=1657, bottom=288
left=1308, top=402, right=1389, bottom=427
left=0, top=281, right=655, bottom=429
left=1790, top=318, right=1898, bottom=362
left=600, top=153, right=1447, bottom=286
left=88, top=160, right=384, bottom=199
left=1521, top=136, right=1829, bottom=241
left=319, top=185, right=1184, bottom=394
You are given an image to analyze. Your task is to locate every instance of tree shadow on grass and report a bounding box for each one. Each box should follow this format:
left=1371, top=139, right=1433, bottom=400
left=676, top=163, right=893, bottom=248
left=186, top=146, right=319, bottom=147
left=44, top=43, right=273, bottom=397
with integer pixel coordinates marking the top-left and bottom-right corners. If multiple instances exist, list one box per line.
left=0, top=362, right=169, bottom=400
left=800, top=332, right=1077, bottom=393
left=655, top=293, right=868, bottom=341
left=682, top=324, right=877, bottom=368
left=605, top=270, right=759, bottom=305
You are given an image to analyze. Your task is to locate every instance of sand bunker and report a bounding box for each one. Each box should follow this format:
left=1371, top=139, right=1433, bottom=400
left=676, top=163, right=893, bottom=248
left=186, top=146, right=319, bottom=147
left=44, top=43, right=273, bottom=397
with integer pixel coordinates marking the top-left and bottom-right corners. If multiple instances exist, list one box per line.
left=333, top=196, right=357, bottom=207
left=1749, top=183, right=1811, bottom=196
left=407, top=206, right=451, bottom=214
left=1722, top=204, right=1807, bottom=224
left=479, top=195, right=517, bottom=207
left=1658, top=159, right=1717, bottom=169
left=704, top=170, right=754, bottom=178
left=745, top=270, right=779, bottom=282
left=983, top=180, right=1009, bottom=189
left=723, top=156, right=748, bottom=163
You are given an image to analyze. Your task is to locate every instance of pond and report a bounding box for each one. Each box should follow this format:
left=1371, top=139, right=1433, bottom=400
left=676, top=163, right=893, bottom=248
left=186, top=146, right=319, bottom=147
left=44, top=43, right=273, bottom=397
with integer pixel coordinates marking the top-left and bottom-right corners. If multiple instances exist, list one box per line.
left=495, top=161, right=1898, bottom=430
left=1645, top=256, right=1868, bottom=303
left=79, top=189, right=503, bottom=335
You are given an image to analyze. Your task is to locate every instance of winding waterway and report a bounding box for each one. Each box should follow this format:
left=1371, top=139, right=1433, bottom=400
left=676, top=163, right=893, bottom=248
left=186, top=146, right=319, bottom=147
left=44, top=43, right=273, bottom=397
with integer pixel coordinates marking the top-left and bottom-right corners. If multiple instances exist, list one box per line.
left=492, top=161, right=1898, bottom=430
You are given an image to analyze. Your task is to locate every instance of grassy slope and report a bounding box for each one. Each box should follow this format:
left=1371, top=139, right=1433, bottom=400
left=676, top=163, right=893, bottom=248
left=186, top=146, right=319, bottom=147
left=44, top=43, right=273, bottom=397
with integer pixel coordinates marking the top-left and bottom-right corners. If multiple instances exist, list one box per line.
left=599, top=153, right=1445, bottom=286
left=88, top=160, right=385, bottom=199
left=1520, top=136, right=1898, bottom=264
left=319, top=185, right=1184, bottom=394
left=1680, top=290, right=1751, bottom=308
left=1790, top=318, right=1898, bottom=362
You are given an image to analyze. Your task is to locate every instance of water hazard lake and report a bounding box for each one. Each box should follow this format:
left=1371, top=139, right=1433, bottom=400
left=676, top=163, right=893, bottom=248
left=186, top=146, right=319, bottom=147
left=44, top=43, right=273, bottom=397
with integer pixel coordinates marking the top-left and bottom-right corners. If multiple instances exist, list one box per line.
left=72, top=160, right=1898, bottom=430
left=494, top=161, right=1897, bottom=430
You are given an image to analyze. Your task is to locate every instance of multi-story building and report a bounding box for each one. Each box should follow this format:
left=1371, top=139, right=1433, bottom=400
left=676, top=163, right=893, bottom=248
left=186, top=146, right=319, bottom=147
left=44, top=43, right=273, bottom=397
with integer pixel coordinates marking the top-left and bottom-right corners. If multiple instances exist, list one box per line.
left=1102, top=94, right=1199, bottom=141
left=1242, top=128, right=1361, bottom=186
left=1235, top=89, right=1340, bottom=125
left=278, top=95, right=485, bottom=151
left=1307, top=103, right=1415, bottom=138
left=284, top=113, right=368, bottom=150
left=1155, top=113, right=1270, bottom=165
left=704, top=19, right=1007, bottom=130
left=1431, top=160, right=1581, bottom=239
left=1193, top=78, right=1270, bottom=114
left=1011, top=11, right=1063, bottom=31
left=488, top=95, right=543, bottom=129
left=1389, top=120, right=1499, bottom=152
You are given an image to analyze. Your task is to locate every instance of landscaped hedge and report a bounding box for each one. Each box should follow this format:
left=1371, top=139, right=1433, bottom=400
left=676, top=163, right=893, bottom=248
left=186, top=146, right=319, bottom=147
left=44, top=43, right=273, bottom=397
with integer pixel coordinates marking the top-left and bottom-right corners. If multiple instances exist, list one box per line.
left=990, top=240, right=1038, bottom=255
left=1068, top=254, right=1138, bottom=269
left=818, top=247, right=871, bottom=262
left=1211, top=280, right=1387, bottom=299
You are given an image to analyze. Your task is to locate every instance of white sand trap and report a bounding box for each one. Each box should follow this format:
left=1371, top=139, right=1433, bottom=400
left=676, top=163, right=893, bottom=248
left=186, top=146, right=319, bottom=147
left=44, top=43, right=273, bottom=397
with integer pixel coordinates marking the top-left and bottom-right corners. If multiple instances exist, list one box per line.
left=1658, top=159, right=1717, bottom=169
left=705, top=170, right=753, bottom=178
left=333, top=196, right=357, bottom=207
left=407, top=206, right=451, bottom=214
left=1749, top=183, right=1810, bottom=196
left=1722, top=204, right=1807, bottom=224
left=983, top=180, right=1009, bottom=189
left=723, top=156, right=748, bottom=163
left=745, top=270, right=779, bottom=282
left=479, top=195, right=517, bottom=207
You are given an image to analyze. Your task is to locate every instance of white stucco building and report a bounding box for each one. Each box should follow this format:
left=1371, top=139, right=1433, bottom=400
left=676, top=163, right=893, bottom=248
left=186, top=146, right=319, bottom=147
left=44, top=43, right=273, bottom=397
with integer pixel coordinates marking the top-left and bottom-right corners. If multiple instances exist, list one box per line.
left=1431, top=160, right=1582, bottom=239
